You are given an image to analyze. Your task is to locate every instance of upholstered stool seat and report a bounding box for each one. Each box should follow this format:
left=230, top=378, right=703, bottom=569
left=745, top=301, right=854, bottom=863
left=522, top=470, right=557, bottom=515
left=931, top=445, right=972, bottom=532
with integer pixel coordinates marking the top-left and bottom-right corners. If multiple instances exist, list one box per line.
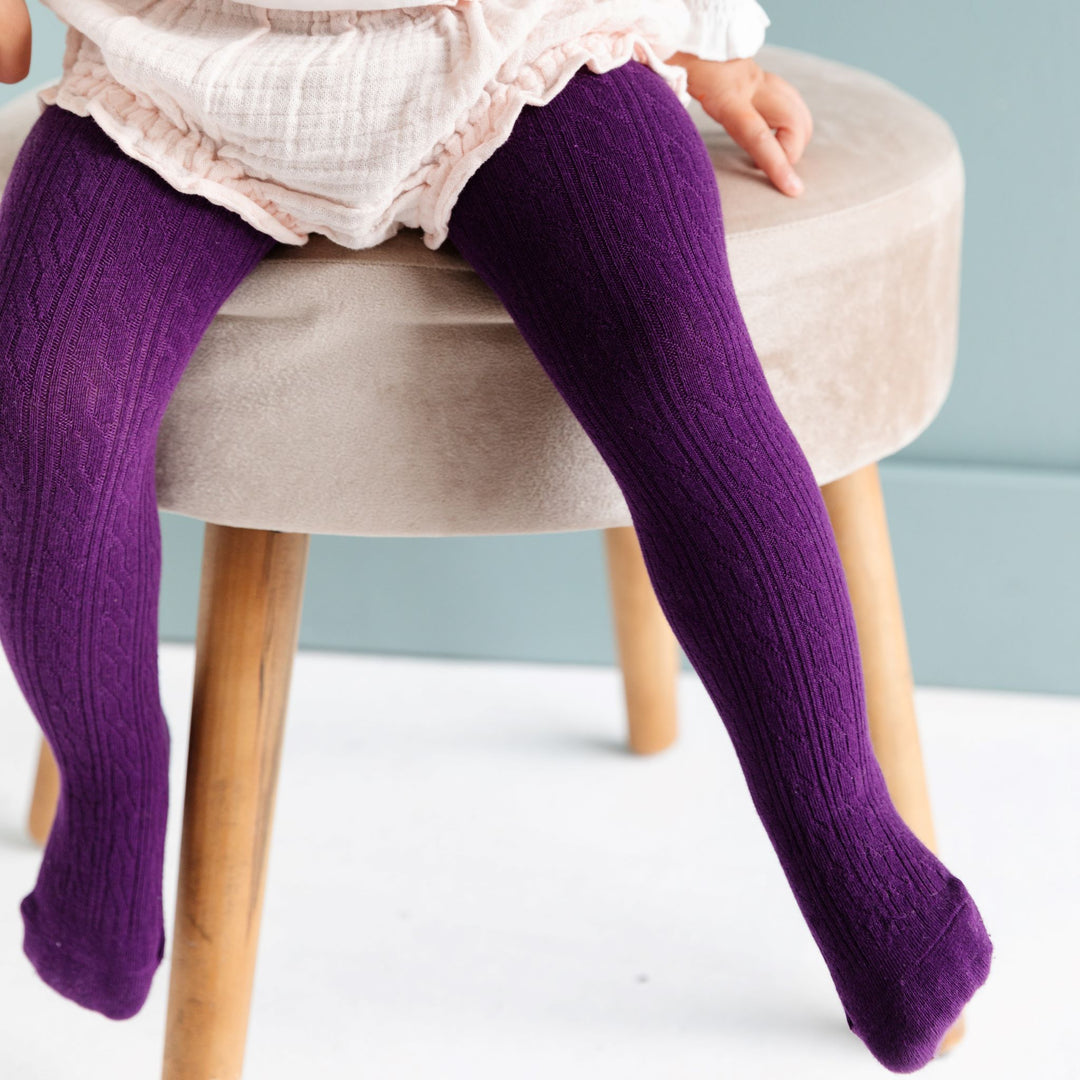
left=2, top=43, right=968, bottom=1078
left=1, top=45, right=962, bottom=537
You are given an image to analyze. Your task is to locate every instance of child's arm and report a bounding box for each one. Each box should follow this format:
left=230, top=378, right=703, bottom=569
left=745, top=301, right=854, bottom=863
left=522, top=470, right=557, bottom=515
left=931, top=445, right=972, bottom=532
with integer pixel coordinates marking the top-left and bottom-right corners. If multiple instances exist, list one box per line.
left=0, top=0, right=32, bottom=84
left=667, top=0, right=812, bottom=199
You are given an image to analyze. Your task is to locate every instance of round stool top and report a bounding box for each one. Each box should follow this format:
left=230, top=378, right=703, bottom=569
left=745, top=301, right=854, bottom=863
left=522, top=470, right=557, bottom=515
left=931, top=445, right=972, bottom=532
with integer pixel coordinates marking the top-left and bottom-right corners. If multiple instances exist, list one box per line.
left=0, top=45, right=963, bottom=537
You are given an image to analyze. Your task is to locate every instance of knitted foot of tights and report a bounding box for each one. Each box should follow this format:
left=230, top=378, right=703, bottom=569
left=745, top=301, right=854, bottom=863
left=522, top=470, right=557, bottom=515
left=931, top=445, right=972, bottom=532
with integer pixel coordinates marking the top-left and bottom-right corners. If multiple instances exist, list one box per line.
left=0, top=104, right=278, bottom=1018
left=445, top=59, right=992, bottom=1073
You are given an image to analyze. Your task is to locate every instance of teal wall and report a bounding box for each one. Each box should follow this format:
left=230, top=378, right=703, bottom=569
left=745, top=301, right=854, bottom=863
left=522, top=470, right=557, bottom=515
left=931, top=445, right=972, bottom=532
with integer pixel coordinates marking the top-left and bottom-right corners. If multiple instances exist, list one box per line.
left=5, top=2, right=1078, bottom=694
left=764, top=1, right=1079, bottom=469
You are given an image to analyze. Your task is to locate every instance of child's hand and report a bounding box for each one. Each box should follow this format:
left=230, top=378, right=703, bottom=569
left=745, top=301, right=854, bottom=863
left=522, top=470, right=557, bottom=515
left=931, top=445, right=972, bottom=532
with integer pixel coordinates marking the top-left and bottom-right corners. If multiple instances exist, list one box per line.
left=668, top=53, right=812, bottom=197
left=0, top=0, right=33, bottom=84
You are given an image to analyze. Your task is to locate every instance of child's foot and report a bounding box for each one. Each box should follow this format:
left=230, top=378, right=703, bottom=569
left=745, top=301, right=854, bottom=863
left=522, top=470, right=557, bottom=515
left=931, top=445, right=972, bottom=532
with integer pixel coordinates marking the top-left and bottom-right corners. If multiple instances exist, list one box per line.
left=828, top=846, right=992, bottom=1073
left=19, top=744, right=170, bottom=1020
left=21, top=897, right=166, bottom=1020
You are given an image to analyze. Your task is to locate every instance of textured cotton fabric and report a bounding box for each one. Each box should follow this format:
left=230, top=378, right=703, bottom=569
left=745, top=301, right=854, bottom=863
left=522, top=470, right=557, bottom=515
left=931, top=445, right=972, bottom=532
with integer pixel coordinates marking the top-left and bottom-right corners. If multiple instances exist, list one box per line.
left=33, top=0, right=769, bottom=251
left=232, top=0, right=772, bottom=66
left=0, top=102, right=279, bottom=1020
left=446, top=59, right=993, bottom=1073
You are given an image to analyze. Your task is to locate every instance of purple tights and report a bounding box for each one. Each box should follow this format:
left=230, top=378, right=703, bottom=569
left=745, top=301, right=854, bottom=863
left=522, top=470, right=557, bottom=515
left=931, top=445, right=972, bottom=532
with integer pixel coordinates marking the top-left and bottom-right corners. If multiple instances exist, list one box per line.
left=0, top=60, right=991, bottom=1072
left=0, top=104, right=278, bottom=1018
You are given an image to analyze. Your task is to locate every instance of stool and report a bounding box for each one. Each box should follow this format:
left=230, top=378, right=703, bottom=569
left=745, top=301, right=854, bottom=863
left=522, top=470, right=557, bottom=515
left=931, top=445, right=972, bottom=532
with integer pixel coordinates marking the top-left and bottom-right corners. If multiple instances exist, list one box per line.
left=2, top=44, right=966, bottom=1077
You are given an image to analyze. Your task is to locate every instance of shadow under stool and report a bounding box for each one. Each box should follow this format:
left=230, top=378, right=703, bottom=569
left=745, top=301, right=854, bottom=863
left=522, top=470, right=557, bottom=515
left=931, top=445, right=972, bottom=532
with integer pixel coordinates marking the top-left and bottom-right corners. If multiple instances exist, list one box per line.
left=0, top=43, right=967, bottom=1079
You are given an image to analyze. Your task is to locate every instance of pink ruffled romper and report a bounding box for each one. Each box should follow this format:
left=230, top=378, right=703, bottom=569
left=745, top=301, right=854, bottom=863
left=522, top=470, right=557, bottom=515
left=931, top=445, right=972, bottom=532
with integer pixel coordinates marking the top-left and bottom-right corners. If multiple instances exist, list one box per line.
left=34, top=0, right=770, bottom=250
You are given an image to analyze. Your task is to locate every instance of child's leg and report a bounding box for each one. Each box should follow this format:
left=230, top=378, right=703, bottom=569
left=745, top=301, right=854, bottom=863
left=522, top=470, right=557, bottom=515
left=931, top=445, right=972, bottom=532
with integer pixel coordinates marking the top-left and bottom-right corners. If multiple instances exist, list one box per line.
left=0, top=104, right=278, bottom=1019
left=446, top=59, right=991, bottom=1073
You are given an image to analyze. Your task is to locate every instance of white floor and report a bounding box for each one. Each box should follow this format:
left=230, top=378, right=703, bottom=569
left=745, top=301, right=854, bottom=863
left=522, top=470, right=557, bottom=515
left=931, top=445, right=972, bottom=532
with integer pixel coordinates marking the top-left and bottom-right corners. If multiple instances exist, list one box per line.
left=0, top=646, right=1077, bottom=1079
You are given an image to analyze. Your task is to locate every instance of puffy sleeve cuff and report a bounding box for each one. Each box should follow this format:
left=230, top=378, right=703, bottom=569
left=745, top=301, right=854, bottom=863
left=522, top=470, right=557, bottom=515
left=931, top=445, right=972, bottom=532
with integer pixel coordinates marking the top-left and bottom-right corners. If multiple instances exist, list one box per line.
left=676, top=0, right=771, bottom=62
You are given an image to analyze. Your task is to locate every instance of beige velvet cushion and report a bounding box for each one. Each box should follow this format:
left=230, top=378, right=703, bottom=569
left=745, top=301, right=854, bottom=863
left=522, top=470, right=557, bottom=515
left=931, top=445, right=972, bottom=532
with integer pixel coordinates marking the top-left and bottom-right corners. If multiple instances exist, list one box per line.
left=0, top=44, right=963, bottom=537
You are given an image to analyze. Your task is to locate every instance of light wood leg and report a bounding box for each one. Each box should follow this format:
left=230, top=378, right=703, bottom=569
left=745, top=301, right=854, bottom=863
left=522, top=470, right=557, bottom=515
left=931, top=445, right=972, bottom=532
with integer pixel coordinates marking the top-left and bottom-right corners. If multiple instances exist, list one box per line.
left=163, top=524, right=309, bottom=1080
left=820, top=460, right=964, bottom=1056
left=27, top=736, right=60, bottom=846
left=603, top=525, right=680, bottom=755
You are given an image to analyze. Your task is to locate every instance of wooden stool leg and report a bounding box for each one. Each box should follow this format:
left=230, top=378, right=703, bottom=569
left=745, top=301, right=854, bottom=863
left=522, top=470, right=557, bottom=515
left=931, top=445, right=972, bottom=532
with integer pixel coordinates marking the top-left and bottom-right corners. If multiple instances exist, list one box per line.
left=26, top=736, right=60, bottom=846
left=819, top=461, right=964, bottom=1056
left=163, top=524, right=309, bottom=1080
left=603, top=525, right=679, bottom=755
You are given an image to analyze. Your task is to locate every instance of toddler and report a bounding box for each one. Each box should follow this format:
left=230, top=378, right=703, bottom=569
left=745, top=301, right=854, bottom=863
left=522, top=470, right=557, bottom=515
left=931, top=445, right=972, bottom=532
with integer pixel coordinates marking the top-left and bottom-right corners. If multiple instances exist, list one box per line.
left=0, top=0, right=991, bottom=1072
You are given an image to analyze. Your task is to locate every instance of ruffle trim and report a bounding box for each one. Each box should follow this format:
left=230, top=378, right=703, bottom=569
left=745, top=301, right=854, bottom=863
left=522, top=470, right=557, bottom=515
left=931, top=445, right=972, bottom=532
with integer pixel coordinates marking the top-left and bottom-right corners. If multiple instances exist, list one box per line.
left=35, top=22, right=693, bottom=252
left=677, top=0, right=770, bottom=63
left=36, top=29, right=310, bottom=247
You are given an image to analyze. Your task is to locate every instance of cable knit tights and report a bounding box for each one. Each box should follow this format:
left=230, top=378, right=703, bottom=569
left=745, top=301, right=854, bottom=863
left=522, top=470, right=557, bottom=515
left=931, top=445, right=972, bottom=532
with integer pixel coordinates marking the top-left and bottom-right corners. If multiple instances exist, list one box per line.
left=0, top=103, right=278, bottom=1019
left=0, top=59, right=991, bottom=1071
left=445, top=59, right=992, bottom=1073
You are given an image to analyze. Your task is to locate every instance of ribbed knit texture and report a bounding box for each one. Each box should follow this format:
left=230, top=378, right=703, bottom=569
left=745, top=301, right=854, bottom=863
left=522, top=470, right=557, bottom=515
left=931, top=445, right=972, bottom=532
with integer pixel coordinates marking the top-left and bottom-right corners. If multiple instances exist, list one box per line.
left=0, top=103, right=278, bottom=1019
left=445, top=59, right=993, bottom=1073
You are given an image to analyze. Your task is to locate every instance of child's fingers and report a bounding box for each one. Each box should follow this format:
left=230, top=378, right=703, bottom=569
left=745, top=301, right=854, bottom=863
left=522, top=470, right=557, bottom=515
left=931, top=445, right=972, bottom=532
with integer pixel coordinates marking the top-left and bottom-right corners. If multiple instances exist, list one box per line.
left=719, top=102, right=804, bottom=197
left=766, top=75, right=814, bottom=161
left=775, top=127, right=802, bottom=168
left=793, top=84, right=814, bottom=147
left=756, top=81, right=812, bottom=167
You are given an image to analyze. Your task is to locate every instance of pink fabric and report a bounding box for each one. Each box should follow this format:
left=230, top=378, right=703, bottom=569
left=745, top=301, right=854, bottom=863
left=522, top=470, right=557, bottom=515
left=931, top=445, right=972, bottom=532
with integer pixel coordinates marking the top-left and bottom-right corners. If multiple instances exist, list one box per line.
left=231, top=0, right=771, bottom=69
left=33, top=0, right=765, bottom=251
